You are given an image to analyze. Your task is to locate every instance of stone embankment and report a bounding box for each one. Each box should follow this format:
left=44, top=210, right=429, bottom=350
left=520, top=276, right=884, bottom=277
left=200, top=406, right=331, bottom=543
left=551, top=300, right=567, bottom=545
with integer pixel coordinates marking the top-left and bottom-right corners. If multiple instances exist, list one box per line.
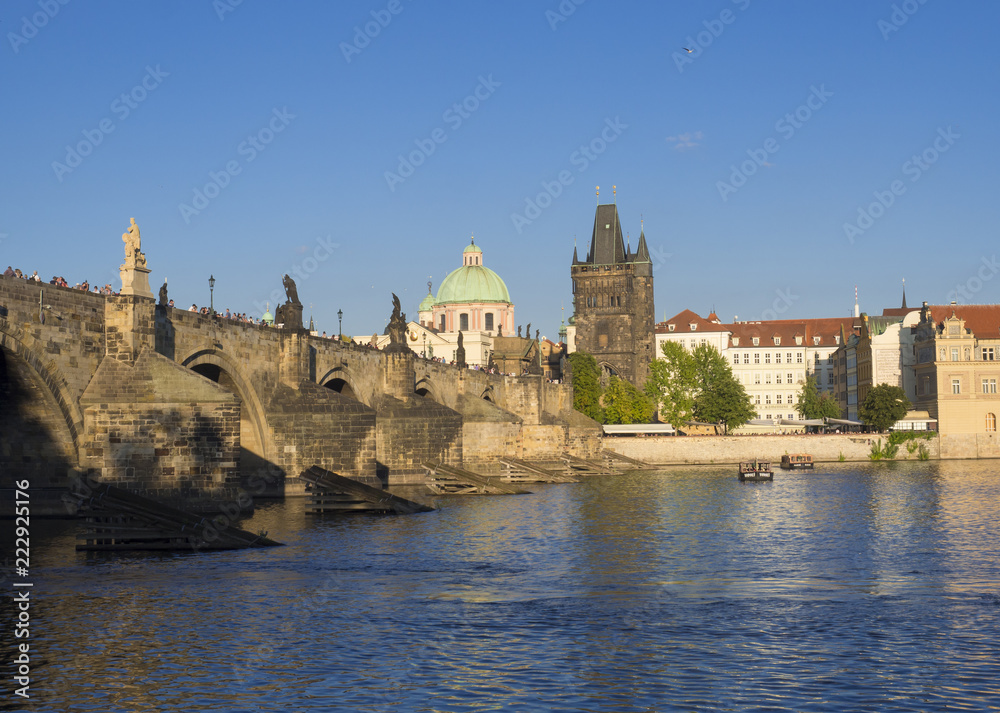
left=603, top=433, right=942, bottom=465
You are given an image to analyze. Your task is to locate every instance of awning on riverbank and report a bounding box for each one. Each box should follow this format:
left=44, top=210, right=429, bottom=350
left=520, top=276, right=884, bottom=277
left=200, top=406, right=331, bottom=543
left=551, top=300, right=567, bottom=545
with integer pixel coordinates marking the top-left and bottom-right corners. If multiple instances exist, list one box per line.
left=826, top=418, right=864, bottom=426
left=603, top=423, right=677, bottom=435
left=779, top=418, right=825, bottom=427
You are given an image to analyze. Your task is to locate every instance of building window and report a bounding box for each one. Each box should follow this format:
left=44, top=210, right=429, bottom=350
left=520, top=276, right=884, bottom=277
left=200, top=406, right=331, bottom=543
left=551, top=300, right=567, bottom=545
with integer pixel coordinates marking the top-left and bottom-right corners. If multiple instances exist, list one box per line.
left=668, top=324, right=675, bottom=332
left=743, top=353, right=750, bottom=364
left=797, top=353, right=803, bottom=363
left=439, top=315, right=446, bottom=331
left=765, top=373, right=772, bottom=385
left=786, top=353, right=792, bottom=363
left=752, top=337, right=759, bottom=346
left=690, top=323, right=698, bottom=331
left=460, top=313, right=469, bottom=331
left=984, top=347, right=995, bottom=361
left=754, top=353, right=760, bottom=364
left=987, top=413, right=997, bottom=432
left=984, top=378, right=998, bottom=394
left=765, top=353, right=771, bottom=364
left=732, top=353, right=738, bottom=364
left=776, top=373, right=783, bottom=384
left=485, top=313, right=494, bottom=331
left=952, top=378, right=961, bottom=395
left=755, top=395, right=761, bottom=405
left=940, top=348, right=947, bottom=361
left=951, top=348, right=959, bottom=362
left=776, top=394, right=783, bottom=405
left=774, top=337, right=781, bottom=346
left=827, top=372, right=834, bottom=384
left=765, top=394, right=771, bottom=405
left=775, top=353, right=782, bottom=364
left=754, top=373, right=761, bottom=385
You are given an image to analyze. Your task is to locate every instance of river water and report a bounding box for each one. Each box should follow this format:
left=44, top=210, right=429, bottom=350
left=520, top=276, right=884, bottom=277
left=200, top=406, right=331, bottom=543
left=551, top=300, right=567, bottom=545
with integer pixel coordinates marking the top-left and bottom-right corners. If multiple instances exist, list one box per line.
left=4, top=460, right=1000, bottom=712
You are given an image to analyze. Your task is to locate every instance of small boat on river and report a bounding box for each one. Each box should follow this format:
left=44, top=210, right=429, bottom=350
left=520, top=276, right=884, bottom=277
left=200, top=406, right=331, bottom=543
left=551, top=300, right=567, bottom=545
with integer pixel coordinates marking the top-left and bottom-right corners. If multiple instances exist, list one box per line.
left=780, top=453, right=814, bottom=469
left=738, top=461, right=773, bottom=481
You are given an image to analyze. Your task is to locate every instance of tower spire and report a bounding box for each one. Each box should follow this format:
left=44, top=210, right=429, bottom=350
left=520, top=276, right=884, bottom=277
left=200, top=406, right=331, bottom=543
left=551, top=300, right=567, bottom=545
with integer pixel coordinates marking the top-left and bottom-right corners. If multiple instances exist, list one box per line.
left=595, top=185, right=599, bottom=203
left=901, top=277, right=907, bottom=309
left=613, top=184, right=617, bottom=204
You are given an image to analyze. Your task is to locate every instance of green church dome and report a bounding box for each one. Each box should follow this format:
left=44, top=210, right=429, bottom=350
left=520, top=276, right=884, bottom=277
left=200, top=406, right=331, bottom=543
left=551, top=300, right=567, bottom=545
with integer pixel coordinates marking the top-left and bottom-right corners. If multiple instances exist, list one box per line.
left=418, top=291, right=436, bottom=312
left=436, top=265, right=511, bottom=305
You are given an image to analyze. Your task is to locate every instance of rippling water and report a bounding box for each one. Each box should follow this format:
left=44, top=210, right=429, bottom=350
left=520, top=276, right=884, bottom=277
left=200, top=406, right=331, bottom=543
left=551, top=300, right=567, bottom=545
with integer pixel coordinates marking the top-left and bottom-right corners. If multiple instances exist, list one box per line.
left=5, top=460, right=1000, bottom=712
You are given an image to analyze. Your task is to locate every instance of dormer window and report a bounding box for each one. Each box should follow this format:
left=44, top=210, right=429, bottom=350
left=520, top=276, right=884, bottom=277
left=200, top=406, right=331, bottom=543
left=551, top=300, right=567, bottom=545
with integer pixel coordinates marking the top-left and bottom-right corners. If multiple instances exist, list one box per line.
left=732, top=337, right=740, bottom=346
left=835, top=335, right=840, bottom=344
left=752, top=337, right=759, bottom=346
left=813, top=336, right=821, bottom=345
left=795, top=335, right=803, bottom=345
left=774, top=336, right=781, bottom=346
left=668, top=324, right=675, bottom=332
left=690, top=323, right=698, bottom=331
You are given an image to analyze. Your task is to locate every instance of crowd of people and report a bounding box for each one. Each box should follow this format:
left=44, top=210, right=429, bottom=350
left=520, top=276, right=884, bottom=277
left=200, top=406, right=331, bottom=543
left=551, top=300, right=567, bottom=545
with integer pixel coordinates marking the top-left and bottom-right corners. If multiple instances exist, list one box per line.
left=3, top=266, right=116, bottom=294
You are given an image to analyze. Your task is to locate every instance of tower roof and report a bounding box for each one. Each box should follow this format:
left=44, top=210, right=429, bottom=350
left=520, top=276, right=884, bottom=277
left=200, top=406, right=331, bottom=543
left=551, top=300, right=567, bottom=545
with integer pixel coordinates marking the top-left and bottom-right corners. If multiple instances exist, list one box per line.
left=587, top=203, right=627, bottom=265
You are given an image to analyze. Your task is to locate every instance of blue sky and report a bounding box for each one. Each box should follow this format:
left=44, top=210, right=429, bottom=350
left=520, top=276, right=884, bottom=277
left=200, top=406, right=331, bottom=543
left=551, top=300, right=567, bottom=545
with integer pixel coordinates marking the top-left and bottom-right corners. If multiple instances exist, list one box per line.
left=3, top=1, right=998, bottom=338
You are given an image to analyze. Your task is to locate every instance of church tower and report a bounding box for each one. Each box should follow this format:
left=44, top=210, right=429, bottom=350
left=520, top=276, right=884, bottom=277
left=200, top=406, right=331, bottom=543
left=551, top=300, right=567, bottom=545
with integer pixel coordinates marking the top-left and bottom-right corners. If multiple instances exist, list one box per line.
left=570, top=200, right=654, bottom=388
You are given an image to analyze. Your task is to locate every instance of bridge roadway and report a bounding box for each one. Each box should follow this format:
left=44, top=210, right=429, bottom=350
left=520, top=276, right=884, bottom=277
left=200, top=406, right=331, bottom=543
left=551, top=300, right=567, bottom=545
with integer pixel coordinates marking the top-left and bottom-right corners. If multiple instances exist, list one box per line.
left=0, top=277, right=600, bottom=514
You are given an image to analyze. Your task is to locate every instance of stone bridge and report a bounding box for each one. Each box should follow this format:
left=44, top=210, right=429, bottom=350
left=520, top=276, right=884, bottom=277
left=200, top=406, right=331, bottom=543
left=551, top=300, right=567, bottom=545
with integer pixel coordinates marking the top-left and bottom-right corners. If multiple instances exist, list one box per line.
left=0, top=276, right=600, bottom=514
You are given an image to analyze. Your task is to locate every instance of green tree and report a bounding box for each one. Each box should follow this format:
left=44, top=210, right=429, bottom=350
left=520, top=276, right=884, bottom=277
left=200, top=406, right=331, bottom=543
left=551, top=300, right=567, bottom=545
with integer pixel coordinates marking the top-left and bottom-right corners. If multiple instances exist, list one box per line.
left=604, top=376, right=655, bottom=424
left=859, top=384, right=910, bottom=432
left=796, top=375, right=841, bottom=420
left=568, top=351, right=604, bottom=423
left=644, top=341, right=696, bottom=428
left=690, top=343, right=755, bottom=431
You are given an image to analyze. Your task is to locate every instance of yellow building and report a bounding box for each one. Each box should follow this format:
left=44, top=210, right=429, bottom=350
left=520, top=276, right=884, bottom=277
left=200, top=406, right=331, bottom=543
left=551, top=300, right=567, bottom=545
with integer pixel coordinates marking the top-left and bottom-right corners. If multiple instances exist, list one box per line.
left=912, top=302, right=1000, bottom=457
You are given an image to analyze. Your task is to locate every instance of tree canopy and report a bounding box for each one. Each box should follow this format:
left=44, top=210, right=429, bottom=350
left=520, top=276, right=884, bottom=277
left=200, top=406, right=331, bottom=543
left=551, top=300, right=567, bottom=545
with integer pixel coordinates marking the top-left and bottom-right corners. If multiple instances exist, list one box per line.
left=604, top=376, right=655, bottom=425
left=643, top=341, right=696, bottom=428
left=859, top=384, right=910, bottom=432
left=796, top=375, right=841, bottom=420
left=645, top=342, right=755, bottom=432
left=568, top=351, right=604, bottom=423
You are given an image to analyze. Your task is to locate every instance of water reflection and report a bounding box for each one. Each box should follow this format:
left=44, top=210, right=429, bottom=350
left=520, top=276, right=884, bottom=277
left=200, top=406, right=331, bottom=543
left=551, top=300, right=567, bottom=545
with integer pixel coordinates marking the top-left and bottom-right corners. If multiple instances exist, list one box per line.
left=4, top=460, right=1000, bottom=711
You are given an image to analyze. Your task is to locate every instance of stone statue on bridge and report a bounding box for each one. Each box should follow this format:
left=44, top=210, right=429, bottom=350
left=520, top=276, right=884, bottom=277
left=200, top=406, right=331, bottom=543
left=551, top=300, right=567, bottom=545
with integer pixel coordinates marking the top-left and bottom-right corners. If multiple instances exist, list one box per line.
left=282, top=273, right=301, bottom=306
left=274, top=274, right=303, bottom=329
left=385, top=293, right=409, bottom=353
left=455, top=330, right=466, bottom=368
left=158, top=280, right=168, bottom=307
left=517, top=325, right=522, bottom=338
left=122, top=217, right=147, bottom=269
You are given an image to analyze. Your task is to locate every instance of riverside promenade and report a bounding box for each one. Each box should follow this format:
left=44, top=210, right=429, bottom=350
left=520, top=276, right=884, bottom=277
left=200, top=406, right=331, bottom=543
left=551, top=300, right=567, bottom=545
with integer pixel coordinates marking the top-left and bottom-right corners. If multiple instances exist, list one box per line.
left=603, top=432, right=945, bottom=465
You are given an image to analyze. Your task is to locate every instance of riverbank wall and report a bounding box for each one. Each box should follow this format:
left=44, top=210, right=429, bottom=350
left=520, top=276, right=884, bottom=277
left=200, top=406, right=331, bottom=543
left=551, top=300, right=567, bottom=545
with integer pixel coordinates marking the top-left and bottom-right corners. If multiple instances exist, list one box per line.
left=602, top=433, right=943, bottom=465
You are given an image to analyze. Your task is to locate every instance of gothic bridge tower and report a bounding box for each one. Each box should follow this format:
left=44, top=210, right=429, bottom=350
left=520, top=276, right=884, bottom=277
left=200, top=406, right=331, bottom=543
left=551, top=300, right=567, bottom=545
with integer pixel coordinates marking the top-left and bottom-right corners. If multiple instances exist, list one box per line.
left=570, top=201, right=654, bottom=388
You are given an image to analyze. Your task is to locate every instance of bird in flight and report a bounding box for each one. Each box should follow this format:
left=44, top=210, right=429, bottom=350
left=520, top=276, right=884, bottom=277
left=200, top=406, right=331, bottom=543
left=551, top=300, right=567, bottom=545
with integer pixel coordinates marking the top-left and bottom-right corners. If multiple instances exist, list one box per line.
left=683, top=47, right=693, bottom=53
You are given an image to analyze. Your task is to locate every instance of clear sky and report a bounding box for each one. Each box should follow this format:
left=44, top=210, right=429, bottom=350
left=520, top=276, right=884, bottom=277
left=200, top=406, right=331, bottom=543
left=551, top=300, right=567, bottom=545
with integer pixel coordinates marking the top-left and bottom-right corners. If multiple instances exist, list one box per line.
left=3, top=1, right=998, bottom=338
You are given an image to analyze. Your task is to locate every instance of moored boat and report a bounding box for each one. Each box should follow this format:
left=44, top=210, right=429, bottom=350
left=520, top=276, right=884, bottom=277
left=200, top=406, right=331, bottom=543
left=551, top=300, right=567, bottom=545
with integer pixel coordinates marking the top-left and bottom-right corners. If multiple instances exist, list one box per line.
left=780, top=453, right=814, bottom=469
left=738, top=460, right=773, bottom=481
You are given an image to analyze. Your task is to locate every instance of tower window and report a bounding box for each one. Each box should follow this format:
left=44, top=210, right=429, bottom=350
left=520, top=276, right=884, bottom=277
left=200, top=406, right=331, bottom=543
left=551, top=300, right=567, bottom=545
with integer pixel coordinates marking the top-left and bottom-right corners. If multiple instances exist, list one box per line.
left=460, top=313, right=469, bottom=331
left=485, top=313, right=494, bottom=331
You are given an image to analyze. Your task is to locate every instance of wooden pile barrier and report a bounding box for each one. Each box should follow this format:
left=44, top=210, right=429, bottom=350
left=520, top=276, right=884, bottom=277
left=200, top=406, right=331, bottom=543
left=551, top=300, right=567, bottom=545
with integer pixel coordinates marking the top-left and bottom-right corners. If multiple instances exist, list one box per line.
left=601, top=449, right=659, bottom=470
left=76, top=482, right=283, bottom=552
left=498, top=457, right=580, bottom=483
left=300, top=466, right=434, bottom=514
left=561, top=453, right=617, bottom=476
left=423, top=462, right=532, bottom=495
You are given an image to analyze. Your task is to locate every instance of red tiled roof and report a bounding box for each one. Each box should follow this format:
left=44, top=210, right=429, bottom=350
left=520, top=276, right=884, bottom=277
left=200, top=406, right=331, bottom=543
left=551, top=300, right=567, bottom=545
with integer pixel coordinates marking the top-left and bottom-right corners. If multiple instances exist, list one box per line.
left=654, top=309, right=730, bottom=334
left=723, top=317, right=859, bottom=348
left=925, top=304, right=1000, bottom=339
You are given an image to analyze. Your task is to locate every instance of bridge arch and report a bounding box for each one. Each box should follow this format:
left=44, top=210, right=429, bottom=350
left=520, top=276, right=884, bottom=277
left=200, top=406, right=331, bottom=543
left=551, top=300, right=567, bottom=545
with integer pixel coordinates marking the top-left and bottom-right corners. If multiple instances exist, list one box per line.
left=0, top=320, right=83, bottom=463
left=414, top=375, right=439, bottom=402
left=318, top=365, right=362, bottom=404
left=181, top=348, right=270, bottom=473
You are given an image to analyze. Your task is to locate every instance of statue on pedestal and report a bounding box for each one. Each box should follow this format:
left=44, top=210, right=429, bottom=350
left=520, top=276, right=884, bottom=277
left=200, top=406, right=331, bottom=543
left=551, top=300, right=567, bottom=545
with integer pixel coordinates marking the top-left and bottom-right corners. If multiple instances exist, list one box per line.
left=455, top=330, right=466, bottom=368
left=274, top=274, right=303, bottom=329
left=385, top=293, right=409, bottom=353
left=158, top=280, right=168, bottom=307
left=122, top=217, right=147, bottom=269
left=119, top=217, right=153, bottom=299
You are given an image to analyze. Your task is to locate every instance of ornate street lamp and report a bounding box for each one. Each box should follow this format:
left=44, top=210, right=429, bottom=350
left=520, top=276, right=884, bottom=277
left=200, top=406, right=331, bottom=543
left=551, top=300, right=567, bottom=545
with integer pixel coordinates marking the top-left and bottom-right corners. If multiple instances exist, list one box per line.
left=209, top=274, right=215, bottom=314
left=338, top=308, right=343, bottom=340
